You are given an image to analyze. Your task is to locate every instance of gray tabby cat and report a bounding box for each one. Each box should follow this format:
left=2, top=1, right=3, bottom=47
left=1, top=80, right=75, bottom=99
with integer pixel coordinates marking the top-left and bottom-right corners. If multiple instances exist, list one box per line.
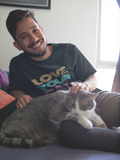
left=0, top=90, right=107, bottom=148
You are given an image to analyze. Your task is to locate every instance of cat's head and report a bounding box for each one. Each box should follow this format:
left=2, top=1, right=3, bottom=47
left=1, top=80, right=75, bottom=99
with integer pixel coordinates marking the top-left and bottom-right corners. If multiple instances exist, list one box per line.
left=60, top=90, right=98, bottom=115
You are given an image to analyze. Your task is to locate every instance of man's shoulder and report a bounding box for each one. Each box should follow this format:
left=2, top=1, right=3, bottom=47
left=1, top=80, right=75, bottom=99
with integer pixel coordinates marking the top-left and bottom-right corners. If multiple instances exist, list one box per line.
left=10, top=53, right=24, bottom=62
left=9, top=53, right=27, bottom=68
left=51, top=43, right=76, bottom=48
left=50, top=43, right=76, bottom=54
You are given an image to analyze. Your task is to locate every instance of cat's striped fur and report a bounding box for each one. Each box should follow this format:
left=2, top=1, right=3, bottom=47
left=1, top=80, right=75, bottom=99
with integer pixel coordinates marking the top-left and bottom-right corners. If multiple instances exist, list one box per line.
left=0, top=90, right=107, bottom=148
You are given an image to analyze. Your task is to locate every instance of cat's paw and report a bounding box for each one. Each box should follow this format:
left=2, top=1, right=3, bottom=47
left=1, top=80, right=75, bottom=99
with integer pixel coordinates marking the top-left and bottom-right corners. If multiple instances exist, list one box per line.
left=84, top=122, right=93, bottom=129
left=78, top=120, right=93, bottom=129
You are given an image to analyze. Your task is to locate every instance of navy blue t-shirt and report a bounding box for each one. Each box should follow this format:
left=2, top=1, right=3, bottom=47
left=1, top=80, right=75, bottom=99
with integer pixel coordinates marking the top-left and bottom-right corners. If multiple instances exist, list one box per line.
left=8, top=43, right=96, bottom=98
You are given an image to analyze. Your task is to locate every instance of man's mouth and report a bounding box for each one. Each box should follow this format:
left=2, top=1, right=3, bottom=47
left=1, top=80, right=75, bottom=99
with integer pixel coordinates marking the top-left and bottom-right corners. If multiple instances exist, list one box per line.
left=28, top=39, right=43, bottom=49
left=32, top=42, right=41, bottom=49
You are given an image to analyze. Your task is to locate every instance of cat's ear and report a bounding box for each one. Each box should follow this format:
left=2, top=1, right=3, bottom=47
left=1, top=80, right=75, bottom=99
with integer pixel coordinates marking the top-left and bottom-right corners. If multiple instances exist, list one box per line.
left=87, top=92, right=99, bottom=101
left=92, top=93, right=99, bottom=100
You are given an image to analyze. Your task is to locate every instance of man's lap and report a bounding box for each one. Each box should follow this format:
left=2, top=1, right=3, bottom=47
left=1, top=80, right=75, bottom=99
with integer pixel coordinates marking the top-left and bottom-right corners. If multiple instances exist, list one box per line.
left=58, top=120, right=120, bottom=153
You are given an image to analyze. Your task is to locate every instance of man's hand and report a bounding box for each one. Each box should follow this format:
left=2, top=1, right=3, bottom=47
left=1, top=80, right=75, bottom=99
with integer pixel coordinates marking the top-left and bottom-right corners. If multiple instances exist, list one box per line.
left=16, top=95, right=32, bottom=109
left=10, top=90, right=32, bottom=109
left=69, top=74, right=98, bottom=94
left=69, top=82, right=89, bottom=94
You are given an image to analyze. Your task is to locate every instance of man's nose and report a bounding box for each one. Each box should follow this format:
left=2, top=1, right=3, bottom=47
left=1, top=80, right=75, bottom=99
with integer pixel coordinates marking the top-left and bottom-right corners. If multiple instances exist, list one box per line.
left=29, top=34, right=38, bottom=43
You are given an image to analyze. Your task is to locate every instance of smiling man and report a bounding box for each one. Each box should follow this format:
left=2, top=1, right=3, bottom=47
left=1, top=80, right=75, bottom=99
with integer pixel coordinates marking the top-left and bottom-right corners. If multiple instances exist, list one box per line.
left=6, top=9, right=97, bottom=109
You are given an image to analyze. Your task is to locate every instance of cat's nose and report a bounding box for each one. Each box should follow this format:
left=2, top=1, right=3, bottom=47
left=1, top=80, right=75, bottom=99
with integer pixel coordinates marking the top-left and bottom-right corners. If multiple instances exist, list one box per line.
left=75, top=112, right=79, bottom=115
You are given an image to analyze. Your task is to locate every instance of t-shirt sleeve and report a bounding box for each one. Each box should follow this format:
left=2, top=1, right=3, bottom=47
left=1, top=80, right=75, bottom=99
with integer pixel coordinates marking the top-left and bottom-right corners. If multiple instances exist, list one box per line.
left=8, top=58, right=25, bottom=93
left=73, top=45, right=96, bottom=82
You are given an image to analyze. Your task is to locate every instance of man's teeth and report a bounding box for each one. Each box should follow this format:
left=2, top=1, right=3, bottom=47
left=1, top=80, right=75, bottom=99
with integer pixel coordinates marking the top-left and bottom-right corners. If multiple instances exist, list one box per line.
left=32, top=41, right=42, bottom=48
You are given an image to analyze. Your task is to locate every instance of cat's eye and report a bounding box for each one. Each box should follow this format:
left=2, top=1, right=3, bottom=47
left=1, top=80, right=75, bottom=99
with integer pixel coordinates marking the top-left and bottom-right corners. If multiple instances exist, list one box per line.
left=80, top=104, right=86, bottom=110
left=82, top=104, right=85, bottom=107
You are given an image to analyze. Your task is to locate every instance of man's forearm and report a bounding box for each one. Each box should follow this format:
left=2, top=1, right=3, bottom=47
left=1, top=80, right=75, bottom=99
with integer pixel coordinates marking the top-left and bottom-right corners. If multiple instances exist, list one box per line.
left=83, top=73, right=98, bottom=92
left=10, top=90, right=26, bottom=100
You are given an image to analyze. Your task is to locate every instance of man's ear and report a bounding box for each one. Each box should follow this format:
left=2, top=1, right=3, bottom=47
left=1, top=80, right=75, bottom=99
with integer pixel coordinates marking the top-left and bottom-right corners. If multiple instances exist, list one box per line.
left=13, top=41, right=22, bottom=51
left=40, top=26, right=45, bottom=35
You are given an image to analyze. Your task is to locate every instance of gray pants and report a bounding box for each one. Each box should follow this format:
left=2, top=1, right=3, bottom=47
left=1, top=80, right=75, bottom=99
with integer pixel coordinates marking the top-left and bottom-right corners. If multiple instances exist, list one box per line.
left=59, top=120, right=120, bottom=153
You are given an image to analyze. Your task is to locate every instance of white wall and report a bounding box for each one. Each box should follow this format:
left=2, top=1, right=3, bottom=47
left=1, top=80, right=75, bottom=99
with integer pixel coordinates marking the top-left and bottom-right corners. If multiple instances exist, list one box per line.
left=0, top=0, right=99, bottom=71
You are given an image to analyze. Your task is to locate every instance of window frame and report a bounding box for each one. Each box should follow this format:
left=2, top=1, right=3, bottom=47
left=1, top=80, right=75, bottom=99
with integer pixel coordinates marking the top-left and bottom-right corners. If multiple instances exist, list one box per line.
left=97, top=0, right=120, bottom=69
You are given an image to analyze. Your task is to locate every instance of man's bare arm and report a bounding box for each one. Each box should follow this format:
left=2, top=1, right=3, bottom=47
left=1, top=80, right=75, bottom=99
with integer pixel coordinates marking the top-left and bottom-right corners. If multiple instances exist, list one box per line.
left=83, top=73, right=98, bottom=92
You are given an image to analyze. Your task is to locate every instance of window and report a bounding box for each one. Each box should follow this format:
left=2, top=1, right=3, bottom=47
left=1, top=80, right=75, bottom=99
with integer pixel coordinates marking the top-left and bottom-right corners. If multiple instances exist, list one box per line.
left=97, top=0, right=120, bottom=68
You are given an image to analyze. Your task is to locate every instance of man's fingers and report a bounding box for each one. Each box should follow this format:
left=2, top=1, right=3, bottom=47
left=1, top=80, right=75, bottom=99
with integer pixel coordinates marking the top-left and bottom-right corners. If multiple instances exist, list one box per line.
left=16, top=98, right=27, bottom=108
left=69, top=82, right=89, bottom=93
left=69, top=82, right=82, bottom=93
left=16, top=95, right=32, bottom=109
left=23, top=96, right=32, bottom=104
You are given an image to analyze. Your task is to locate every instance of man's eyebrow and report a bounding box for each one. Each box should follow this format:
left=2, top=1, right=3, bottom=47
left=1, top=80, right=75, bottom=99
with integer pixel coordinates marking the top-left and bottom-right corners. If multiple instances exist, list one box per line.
left=19, top=25, right=38, bottom=39
left=19, top=32, right=26, bottom=39
left=31, top=25, right=38, bottom=30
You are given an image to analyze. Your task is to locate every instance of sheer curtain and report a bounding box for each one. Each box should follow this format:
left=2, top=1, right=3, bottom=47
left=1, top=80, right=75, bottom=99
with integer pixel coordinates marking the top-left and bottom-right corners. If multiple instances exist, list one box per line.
left=112, top=53, right=120, bottom=92
left=111, top=0, right=120, bottom=92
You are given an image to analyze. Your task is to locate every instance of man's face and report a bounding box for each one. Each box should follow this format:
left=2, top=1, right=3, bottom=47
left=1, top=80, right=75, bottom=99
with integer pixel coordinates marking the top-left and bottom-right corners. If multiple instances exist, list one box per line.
left=14, top=17, right=47, bottom=58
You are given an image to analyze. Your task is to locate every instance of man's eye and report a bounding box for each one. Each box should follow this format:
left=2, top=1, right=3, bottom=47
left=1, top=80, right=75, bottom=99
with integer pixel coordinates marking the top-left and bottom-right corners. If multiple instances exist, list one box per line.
left=22, top=35, right=26, bottom=39
left=33, top=29, right=38, bottom=32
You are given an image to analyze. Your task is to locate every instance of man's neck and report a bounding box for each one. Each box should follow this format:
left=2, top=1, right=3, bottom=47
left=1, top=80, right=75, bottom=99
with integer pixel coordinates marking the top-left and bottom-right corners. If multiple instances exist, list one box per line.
left=29, top=45, right=53, bottom=61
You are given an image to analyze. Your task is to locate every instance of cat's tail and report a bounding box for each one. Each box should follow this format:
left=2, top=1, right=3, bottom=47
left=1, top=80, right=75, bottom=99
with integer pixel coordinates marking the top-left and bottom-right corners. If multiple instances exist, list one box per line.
left=0, top=132, right=46, bottom=148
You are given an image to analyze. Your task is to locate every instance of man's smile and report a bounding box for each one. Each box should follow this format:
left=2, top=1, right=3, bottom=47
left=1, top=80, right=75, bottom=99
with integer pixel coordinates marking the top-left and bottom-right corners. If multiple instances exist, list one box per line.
left=28, top=38, right=43, bottom=49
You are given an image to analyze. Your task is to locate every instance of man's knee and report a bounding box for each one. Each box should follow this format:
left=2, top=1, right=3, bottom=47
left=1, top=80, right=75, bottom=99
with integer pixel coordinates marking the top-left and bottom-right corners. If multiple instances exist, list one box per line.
left=58, top=120, right=88, bottom=147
